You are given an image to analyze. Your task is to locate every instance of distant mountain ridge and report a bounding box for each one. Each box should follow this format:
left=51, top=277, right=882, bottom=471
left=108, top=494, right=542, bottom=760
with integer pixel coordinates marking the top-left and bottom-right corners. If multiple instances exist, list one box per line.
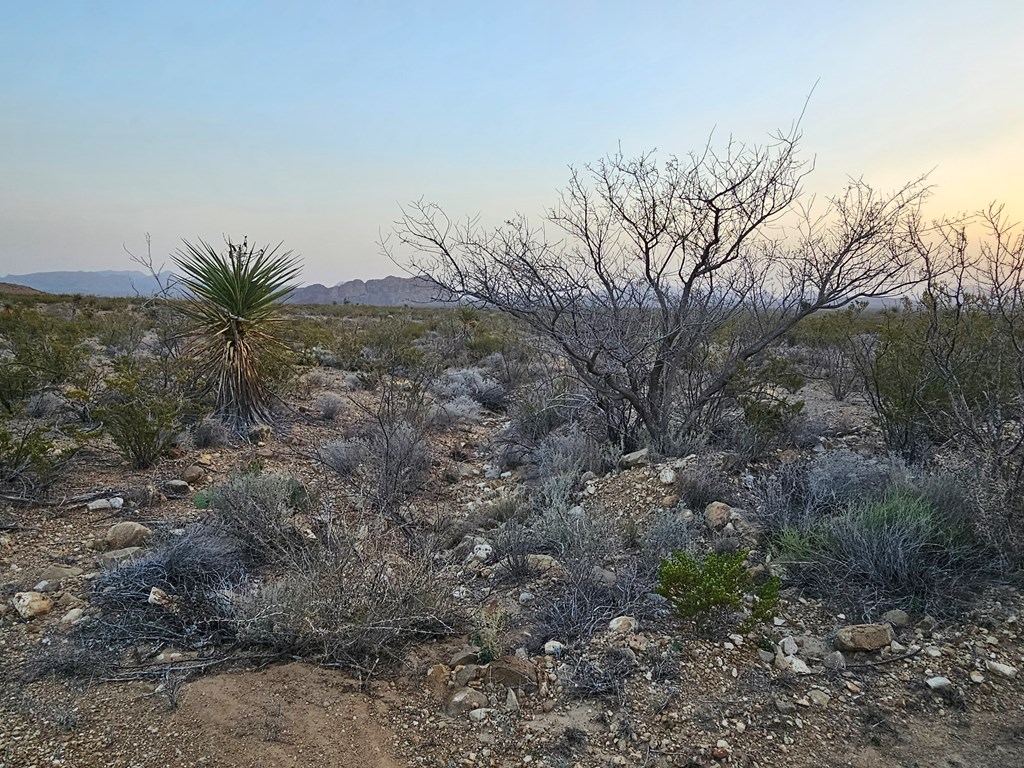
left=289, top=275, right=449, bottom=305
left=0, top=270, right=166, bottom=297
left=0, top=269, right=448, bottom=306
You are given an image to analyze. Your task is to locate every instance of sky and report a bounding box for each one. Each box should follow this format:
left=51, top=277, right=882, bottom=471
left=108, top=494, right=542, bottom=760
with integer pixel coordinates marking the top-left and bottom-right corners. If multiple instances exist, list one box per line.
left=1, top=1, right=1022, bottom=285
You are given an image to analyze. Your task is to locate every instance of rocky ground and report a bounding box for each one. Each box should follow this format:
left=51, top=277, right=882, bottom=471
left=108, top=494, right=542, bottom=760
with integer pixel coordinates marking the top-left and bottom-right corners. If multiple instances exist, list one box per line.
left=2, top=380, right=1024, bottom=768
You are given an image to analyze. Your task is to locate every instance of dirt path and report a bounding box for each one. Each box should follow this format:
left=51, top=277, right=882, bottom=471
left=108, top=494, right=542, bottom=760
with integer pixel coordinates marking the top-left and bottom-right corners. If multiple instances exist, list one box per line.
left=171, top=664, right=401, bottom=768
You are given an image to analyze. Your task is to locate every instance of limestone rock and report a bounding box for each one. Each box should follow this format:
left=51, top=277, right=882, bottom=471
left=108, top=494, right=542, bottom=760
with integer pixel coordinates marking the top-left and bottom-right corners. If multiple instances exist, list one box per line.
left=449, top=647, right=480, bottom=667
left=13, top=591, right=52, bottom=619
left=163, top=479, right=191, bottom=498
left=454, top=664, right=482, bottom=687
left=985, top=660, right=1018, bottom=680
left=38, top=564, right=83, bottom=584
left=608, top=616, right=638, bottom=634
left=104, top=521, right=152, bottom=550
left=425, top=664, right=451, bottom=697
left=774, top=651, right=811, bottom=675
left=808, top=689, right=831, bottom=707
left=444, top=687, right=489, bottom=716
left=880, top=608, right=911, bottom=627
left=620, top=448, right=650, bottom=469
left=658, top=468, right=676, bottom=486
left=926, top=676, right=952, bottom=690
left=100, top=546, right=144, bottom=566
left=822, top=651, right=846, bottom=671
left=60, top=607, right=85, bottom=625
left=835, top=623, right=894, bottom=652
left=543, top=640, right=564, bottom=656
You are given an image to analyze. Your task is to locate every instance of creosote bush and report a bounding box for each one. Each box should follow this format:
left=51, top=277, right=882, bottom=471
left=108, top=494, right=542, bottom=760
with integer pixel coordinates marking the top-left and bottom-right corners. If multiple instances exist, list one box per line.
left=95, top=363, right=184, bottom=469
left=657, top=549, right=779, bottom=633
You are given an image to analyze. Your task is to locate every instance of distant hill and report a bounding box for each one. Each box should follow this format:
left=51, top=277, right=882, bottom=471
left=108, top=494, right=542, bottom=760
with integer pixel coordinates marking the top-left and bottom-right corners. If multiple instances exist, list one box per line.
left=0, top=281, right=47, bottom=296
left=0, top=270, right=167, bottom=297
left=289, top=275, right=450, bottom=306
left=0, top=270, right=448, bottom=306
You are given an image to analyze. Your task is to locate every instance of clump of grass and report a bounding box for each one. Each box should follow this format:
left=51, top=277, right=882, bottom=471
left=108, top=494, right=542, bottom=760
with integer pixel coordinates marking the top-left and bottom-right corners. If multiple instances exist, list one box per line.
left=773, top=487, right=1006, bottom=619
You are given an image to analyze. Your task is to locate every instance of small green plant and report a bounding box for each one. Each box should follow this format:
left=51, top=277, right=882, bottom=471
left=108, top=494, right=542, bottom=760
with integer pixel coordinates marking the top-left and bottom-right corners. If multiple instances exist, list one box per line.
left=657, top=549, right=779, bottom=633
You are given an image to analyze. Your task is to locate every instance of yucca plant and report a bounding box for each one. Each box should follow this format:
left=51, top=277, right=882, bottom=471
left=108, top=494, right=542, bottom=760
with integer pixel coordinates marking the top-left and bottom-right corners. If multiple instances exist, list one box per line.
left=173, top=237, right=301, bottom=432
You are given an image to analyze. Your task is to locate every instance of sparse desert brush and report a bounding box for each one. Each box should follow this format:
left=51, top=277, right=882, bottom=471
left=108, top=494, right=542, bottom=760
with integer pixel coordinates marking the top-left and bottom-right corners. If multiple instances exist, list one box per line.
left=0, top=423, right=76, bottom=498
left=429, top=367, right=507, bottom=411
left=313, top=392, right=346, bottom=421
left=94, top=362, right=184, bottom=469
left=427, top=394, right=483, bottom=428
left=0, top=305, right=86, bottom=413
left=206, top=471, right=311, bottom=566
left=320, top=438, right=365, bottom=477
left=235, top=547, right=459, bottom=671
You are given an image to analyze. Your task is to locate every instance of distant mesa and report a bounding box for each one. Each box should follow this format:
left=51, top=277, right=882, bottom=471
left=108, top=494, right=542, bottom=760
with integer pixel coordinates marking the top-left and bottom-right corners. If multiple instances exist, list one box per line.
left=0, top=281, right=47, bottom=296
left=0, top=270, right=449, bottom=306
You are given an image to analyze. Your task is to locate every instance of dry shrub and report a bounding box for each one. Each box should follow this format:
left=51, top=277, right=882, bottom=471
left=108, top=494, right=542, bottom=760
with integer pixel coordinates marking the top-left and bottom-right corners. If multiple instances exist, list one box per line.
left=320, top=438, right=365, bottom=477
left=236, top=546, right=459, bottom=673
left=206, top=472, right=310, bottom=566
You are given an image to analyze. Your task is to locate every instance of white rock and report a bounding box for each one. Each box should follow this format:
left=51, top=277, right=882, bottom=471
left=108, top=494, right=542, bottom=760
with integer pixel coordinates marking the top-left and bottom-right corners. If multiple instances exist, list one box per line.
left=985, top=660, right=1018, bottom=680
left=470, top=543, right=493, bottom=563
left=61, top=608, right=84, bottom=624
left=543, top=640, right=565, bottom=655
left=970, top=670, right=986, bottom=684
left=608, top=616, right=638, bottom=634
left=780, top=636, right=799, bottom=656
left=658, top=468, right=676, bottom=486
left=468, top=707, right=492, bottom=722
left=13, top=591, right=52, bottom=619
left=926, top=676, right=951, bottom=690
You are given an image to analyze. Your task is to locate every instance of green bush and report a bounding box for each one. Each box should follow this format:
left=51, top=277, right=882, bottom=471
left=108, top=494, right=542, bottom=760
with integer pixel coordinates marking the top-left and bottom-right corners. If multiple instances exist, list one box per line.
left=95, top=363, right=183, bottom=469
left=0, top=424, right=76, bottom=496
left=0, top=306, right=85, bottom=413
left=657, top=549, right=779, bottom=632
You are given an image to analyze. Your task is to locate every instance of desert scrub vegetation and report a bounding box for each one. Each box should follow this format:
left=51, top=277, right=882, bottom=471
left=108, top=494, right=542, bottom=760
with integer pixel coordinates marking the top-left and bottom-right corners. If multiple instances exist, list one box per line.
left=173, top=236, right=301, bottom=432
left=758, top=454, right=1006, bottom=619
left=657, top=549, right=780, bottom=633
left=41, top=467, right=458, bottom=680
left=859, top=207, right=1024, bottom=555
left=392, top=126, right=928, bottom=453
left=93, top=360, right=186, bottom=469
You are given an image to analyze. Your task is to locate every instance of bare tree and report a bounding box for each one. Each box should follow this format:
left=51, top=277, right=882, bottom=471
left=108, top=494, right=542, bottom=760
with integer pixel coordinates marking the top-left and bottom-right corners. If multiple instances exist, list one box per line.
left=388, top=127, right=928, bottom=450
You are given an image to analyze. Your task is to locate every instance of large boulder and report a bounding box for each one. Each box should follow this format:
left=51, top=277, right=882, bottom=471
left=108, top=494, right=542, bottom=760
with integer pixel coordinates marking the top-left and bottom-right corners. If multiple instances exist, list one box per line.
left=835, top=623, right=894, bottom=652
left=704, top=501, right=732, bottom=530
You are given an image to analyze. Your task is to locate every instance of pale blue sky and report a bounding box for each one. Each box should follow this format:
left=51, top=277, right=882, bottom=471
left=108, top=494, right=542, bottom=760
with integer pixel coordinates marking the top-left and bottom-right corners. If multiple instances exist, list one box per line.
left=2, top=1, right=1022, bottom=284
